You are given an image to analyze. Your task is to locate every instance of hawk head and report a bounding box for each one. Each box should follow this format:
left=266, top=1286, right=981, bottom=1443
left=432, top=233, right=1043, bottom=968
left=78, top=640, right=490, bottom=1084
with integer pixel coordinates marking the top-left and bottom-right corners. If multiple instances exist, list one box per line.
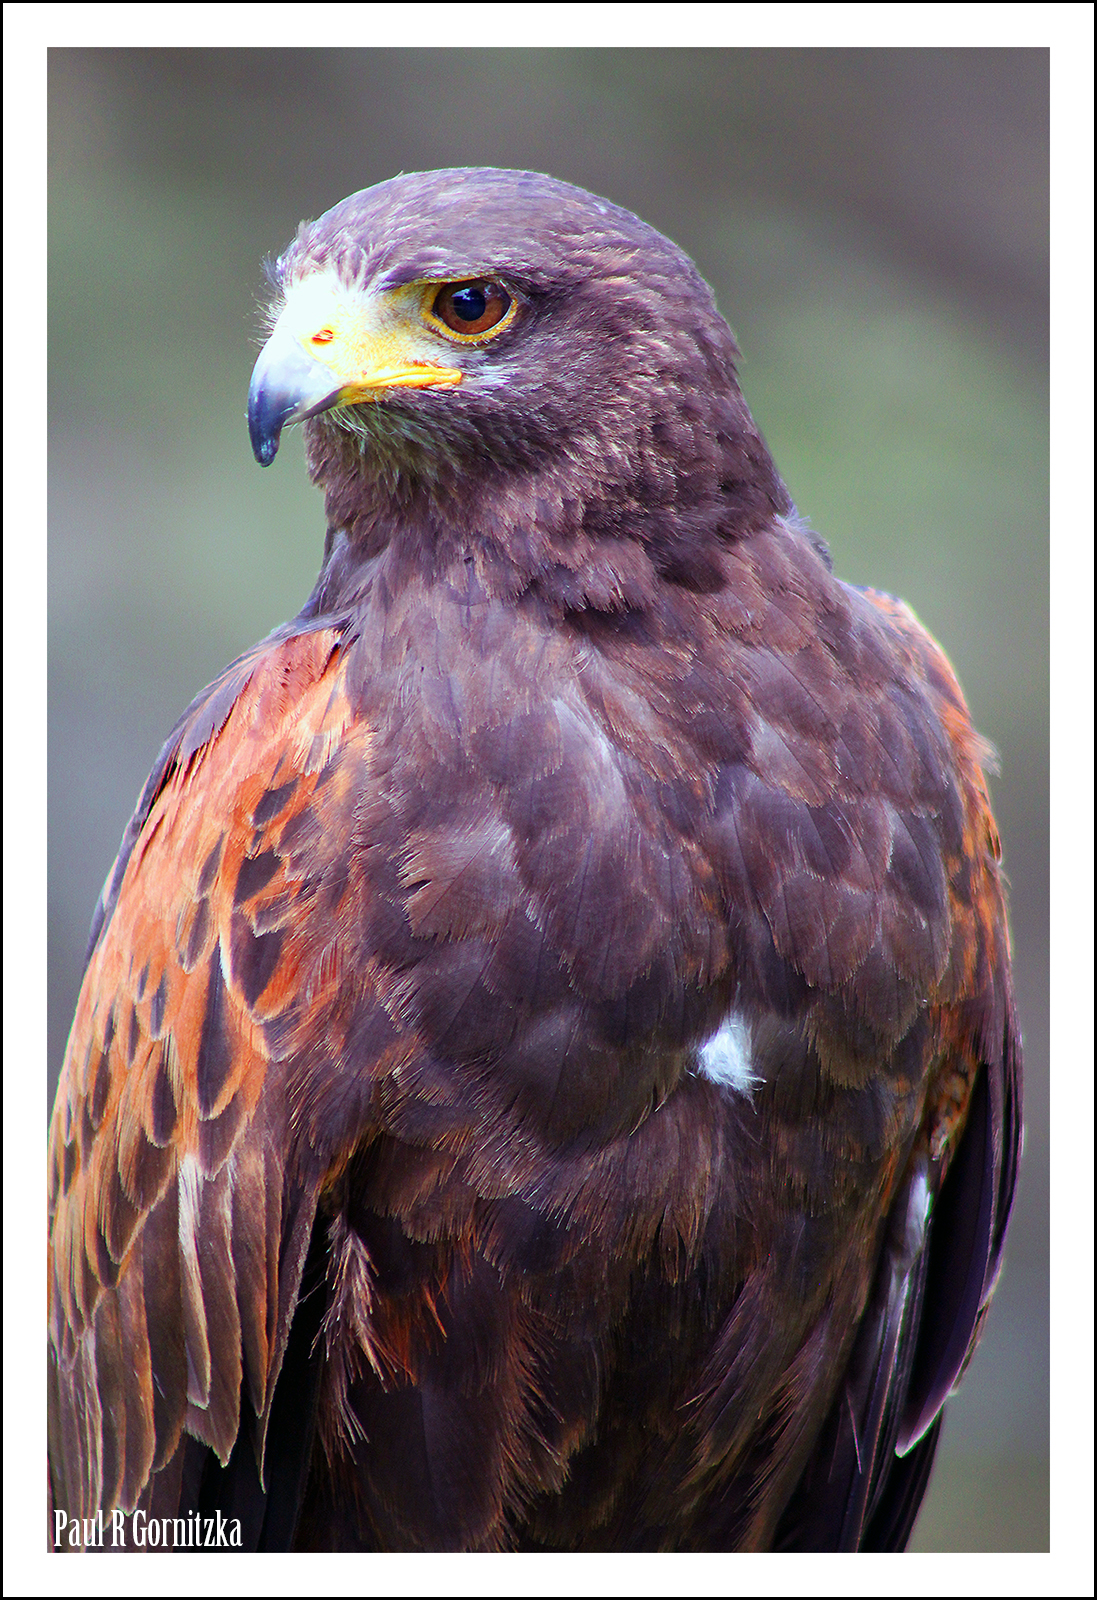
left=249, top=167, right=789, bottom=601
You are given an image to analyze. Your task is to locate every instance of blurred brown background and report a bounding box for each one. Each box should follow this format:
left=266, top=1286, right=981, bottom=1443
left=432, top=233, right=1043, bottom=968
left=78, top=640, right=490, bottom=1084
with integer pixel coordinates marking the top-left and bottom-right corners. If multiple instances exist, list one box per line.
left=47, top=48, right=1048, bottom=1551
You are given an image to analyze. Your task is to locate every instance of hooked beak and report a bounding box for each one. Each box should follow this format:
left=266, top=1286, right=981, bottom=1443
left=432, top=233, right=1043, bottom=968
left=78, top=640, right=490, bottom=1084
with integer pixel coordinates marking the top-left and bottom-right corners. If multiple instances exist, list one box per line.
left=248, top=320, right=347, bottom=467
left=247, top=274, right=464, bottom=466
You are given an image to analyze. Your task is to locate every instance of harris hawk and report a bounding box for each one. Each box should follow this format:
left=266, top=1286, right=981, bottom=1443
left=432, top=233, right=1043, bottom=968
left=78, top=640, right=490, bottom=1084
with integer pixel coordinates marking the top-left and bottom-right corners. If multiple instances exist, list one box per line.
left=48, top=168, right=1021, bottom=1553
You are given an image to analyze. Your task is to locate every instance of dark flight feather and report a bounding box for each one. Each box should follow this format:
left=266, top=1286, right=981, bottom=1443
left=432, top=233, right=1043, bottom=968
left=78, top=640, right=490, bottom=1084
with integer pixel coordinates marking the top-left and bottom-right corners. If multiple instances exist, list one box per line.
left=49, top=168, right=1020, bottom=1552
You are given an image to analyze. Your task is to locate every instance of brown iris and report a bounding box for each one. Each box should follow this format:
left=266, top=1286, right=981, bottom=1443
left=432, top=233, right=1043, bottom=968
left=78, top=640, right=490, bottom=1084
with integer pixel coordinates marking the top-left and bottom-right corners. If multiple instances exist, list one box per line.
left=432, top=280, right=512, bottom=337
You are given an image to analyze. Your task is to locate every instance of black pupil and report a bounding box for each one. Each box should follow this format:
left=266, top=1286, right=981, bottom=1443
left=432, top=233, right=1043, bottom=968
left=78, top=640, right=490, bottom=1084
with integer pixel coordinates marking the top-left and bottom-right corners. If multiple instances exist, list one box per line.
left=451, top=285, right=488, bottom=324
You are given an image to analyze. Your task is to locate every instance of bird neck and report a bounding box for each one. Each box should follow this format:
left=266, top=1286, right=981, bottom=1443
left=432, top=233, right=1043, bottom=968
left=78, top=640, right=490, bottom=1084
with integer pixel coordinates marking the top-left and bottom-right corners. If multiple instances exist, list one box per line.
left=301, top=402, right=792, bottom=625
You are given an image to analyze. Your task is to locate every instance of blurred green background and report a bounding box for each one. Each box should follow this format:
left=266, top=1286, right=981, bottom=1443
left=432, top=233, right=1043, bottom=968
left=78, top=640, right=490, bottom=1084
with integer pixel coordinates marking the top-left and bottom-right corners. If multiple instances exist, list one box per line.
left=47, top=48, right=1048, bottom=1552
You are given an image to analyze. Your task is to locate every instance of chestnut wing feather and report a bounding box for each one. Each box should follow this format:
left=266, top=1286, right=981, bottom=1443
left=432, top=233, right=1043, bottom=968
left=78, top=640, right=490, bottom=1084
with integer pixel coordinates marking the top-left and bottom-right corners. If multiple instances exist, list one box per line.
left=48, top=624, right=395, bottom=1535
left=769, top=588, right=1022, bottom=1550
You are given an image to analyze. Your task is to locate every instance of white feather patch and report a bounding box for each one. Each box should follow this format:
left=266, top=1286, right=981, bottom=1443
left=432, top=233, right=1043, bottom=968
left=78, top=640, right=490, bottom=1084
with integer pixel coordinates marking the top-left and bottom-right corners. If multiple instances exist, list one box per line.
left=697, top=1011, right=760, bottom=1096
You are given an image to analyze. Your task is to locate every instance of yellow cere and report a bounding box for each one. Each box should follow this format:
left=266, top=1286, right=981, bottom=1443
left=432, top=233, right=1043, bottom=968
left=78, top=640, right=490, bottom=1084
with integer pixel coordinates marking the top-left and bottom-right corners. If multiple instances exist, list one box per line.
left=276, top=270, right=465, bottom=398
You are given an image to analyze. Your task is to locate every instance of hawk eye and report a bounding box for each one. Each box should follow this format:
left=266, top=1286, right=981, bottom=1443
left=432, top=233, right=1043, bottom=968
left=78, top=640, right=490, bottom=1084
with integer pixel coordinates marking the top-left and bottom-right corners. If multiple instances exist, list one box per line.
left=432, top=280, right=512, bottom=337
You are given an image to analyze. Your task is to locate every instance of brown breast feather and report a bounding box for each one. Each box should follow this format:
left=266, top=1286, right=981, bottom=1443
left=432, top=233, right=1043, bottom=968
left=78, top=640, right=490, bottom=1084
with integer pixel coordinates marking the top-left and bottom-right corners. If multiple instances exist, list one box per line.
left=48, top=521, right=1018, bottom=1550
